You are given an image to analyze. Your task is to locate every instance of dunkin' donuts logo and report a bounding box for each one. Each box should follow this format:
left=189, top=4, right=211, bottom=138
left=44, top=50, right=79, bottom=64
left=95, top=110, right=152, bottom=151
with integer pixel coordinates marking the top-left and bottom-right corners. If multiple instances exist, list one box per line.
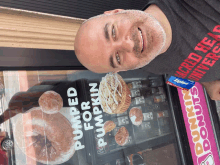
left=181, top=86, right=214, bottom=165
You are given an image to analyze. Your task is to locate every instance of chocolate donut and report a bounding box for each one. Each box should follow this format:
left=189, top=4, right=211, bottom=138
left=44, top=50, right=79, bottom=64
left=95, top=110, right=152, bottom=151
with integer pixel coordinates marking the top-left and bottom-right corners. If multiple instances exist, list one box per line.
left=115, top=127, right=129, bottom=146
left=14, top=108, right=75, bottom=164
left=39, top=91, right=63, bottom=114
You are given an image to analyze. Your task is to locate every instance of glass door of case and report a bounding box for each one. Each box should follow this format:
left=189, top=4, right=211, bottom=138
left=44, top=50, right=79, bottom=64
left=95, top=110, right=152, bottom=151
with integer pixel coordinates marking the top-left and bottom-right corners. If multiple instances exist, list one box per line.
left=0, top=69, right=190, bottom=165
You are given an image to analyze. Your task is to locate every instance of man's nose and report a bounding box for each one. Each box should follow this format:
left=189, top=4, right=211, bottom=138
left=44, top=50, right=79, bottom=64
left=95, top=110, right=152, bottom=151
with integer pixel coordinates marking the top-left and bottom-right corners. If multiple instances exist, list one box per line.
left=117, top=35, right=134, bottom=52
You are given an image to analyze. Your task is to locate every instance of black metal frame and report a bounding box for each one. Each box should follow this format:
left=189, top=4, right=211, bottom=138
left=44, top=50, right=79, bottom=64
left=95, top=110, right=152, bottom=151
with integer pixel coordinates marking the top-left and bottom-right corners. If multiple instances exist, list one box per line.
left=0, top=47, right=85, bottom=71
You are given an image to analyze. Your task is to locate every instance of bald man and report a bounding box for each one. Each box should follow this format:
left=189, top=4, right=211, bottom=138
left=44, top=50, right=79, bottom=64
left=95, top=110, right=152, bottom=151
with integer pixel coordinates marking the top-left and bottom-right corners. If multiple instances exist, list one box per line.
left=74, top=0, right=220, bottom=100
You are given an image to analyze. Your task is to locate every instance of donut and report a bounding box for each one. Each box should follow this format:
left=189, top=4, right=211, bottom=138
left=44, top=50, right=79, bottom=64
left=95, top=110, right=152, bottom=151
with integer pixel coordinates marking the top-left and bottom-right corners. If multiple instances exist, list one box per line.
left=115, top=127, right=129, bottom=146
left=14, top=107, right=75, bottom=164
left=99, top=73, right=131, bottom=114
left=103, top=121, right=116, bottom=134
left=129, top=107, right=143, bottom=126
left=39, top=91, right=63, bottom=114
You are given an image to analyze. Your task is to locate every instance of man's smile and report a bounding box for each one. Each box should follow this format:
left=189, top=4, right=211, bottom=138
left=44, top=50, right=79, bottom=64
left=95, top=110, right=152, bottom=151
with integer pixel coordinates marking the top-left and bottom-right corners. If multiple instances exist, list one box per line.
left=138, top=28, right=144, bottom=53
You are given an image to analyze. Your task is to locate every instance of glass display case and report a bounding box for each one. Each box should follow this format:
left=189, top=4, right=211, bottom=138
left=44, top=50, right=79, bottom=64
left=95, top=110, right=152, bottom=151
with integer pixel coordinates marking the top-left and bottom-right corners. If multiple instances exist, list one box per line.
left=0, top=69, right=191, bottom=165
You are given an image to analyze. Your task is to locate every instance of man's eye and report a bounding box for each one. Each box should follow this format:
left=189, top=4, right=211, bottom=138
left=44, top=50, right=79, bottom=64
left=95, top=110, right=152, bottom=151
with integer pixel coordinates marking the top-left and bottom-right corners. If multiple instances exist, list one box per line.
left=112, top=26, right=116, bottom=40
left=116, top=53, right=120, bottom=64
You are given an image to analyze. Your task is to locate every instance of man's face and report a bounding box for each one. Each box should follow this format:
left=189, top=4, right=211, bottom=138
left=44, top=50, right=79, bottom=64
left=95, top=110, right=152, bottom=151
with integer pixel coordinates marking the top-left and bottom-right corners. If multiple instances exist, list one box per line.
left=74, top=9, right=166, bottom=73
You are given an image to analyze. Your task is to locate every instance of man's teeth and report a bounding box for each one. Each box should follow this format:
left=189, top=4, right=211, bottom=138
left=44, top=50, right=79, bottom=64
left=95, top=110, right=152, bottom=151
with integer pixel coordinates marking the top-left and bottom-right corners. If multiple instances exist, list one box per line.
left=116, top=54, right=120, bottom=64
left=138, top=28, right=143, bottom=52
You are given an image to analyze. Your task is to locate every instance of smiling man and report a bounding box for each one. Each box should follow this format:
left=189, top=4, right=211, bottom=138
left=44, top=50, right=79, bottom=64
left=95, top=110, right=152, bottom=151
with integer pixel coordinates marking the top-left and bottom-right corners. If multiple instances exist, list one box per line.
left=74, top=0, right=220, bottom=100
left=74, top=6, right=172, bottom=73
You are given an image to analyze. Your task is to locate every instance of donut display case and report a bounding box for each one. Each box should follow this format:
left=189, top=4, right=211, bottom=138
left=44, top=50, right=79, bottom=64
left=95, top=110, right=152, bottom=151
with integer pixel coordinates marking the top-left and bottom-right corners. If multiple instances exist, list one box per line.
left=0, top=69, right=219, bottom=165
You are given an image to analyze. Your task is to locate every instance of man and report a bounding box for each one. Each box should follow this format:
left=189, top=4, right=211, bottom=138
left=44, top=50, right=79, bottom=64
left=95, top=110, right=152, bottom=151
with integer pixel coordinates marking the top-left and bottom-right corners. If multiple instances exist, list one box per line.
left=74, top=0, right=220, bottom=100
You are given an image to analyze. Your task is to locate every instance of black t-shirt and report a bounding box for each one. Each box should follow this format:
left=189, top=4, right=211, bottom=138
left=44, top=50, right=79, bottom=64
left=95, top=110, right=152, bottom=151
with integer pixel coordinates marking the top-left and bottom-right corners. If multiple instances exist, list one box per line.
left=142, top=0, right=220, bottom=82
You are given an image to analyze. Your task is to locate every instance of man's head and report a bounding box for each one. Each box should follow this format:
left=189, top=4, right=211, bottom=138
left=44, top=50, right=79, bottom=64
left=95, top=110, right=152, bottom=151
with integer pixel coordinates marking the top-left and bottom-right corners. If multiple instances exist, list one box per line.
left=74, top=9, right=166, bottom=73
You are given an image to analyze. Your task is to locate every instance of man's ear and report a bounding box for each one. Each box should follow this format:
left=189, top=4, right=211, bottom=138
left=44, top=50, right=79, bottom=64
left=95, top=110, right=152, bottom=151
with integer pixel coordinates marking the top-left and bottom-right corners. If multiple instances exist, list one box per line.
left=104, top=9, right=124, bottom=15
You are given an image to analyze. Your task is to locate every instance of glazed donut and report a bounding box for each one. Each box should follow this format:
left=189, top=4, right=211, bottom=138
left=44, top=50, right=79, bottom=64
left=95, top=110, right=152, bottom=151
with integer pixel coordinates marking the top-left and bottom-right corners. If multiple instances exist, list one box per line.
left=38, top=91, right=63, bottom=114
left=14, top=108, right=75, bottom=164
left=129, top=107, right=143, bottom=126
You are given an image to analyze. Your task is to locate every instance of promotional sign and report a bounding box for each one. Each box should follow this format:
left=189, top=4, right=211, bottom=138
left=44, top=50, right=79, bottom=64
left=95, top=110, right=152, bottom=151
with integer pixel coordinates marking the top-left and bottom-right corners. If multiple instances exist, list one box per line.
left=2, top=72, right=174, bottom=165
left=178, top=82, right=219, bottom=165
